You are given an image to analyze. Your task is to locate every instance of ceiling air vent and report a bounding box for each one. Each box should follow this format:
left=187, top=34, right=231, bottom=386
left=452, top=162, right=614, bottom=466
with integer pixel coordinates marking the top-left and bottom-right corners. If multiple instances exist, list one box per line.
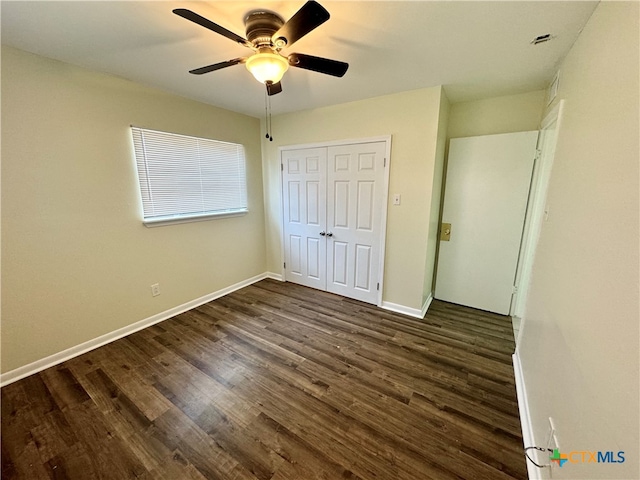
left=531, top=34, right=553, bottom=45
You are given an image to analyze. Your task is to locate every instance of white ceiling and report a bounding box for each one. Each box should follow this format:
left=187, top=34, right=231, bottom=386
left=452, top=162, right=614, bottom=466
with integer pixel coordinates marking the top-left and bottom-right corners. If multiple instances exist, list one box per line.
left=1, top=1, right=598, bottom=118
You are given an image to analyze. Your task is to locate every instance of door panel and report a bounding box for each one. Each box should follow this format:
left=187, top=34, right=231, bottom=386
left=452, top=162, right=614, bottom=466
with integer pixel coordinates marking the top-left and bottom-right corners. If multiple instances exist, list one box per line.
left=357, top=181, right=375, bottom=230
left=287, top=182, right=300, bottom=222
left=306, top=238, right=321, bottom=279
left=306, top=181, right=320, bottom=225
left=282, top=147, right=327, bottom=290
left=288, top=235, right=302, bottom=275
left=332, top=241, right=349, bottom=285
left=326, top=142, right=386, bottom=303
left=354, top=244, right=372, bottom=290
left=435, top=131, right=538, bottom=314
left=334, top=181, right=349, bottom=227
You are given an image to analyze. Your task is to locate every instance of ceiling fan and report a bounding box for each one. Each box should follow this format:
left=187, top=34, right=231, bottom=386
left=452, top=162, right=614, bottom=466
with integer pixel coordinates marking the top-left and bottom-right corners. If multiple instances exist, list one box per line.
left=173, top=1, right=348, bottom=96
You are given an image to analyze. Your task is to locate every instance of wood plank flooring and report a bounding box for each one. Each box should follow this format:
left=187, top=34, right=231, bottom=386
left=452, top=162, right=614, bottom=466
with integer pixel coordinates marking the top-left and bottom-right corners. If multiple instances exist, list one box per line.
left=1, top=279, right=527, bottom=479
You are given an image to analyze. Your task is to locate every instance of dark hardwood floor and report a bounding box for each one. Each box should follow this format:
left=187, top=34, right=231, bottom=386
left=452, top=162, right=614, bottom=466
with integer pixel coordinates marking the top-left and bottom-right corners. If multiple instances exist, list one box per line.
left=1, top=279, right=527, bottom=479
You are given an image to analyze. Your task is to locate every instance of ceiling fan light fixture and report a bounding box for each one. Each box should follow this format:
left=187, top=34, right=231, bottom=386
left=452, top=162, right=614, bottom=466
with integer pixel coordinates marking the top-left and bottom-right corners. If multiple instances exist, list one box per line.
left=246, top=52, right=289, bottom=84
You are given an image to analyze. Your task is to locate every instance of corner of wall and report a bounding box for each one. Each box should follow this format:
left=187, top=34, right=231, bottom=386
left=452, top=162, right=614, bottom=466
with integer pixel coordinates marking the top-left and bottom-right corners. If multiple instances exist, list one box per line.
left=422, top=87, right=451, bottom=306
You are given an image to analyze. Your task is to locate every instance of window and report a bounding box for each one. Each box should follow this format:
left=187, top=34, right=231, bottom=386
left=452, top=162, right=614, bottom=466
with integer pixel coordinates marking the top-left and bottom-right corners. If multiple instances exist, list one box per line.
left=131, top=127, right=248, bottom=226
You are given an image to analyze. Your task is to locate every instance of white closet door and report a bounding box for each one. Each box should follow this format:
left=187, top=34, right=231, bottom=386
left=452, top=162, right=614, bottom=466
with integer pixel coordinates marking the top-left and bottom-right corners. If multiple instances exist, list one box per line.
left=326, top=142, right=386, bottom=304
left=282, top=147, right=327, bottom=290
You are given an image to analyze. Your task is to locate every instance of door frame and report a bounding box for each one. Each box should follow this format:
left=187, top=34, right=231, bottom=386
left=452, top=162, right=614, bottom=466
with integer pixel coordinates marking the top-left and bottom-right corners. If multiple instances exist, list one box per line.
left=278, top=135, right=392, bottom=307
left=512, top=101, right=565, bottom=340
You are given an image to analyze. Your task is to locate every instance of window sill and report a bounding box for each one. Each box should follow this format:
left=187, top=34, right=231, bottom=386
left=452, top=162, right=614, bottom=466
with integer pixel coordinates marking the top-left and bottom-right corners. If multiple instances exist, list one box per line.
left=143, top=209, right=248, bottom=228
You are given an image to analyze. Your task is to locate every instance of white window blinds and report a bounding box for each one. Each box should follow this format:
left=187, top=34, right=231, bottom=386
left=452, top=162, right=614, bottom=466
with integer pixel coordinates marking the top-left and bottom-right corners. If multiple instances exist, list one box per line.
left=131, top=127, right=248, bottom=226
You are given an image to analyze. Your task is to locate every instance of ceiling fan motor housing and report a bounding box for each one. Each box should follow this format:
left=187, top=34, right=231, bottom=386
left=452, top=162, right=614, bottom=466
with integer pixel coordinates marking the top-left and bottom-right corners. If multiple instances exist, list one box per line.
left=244, top=11, right=284, bottom=48
left=173, top=1, right=348, bottom=93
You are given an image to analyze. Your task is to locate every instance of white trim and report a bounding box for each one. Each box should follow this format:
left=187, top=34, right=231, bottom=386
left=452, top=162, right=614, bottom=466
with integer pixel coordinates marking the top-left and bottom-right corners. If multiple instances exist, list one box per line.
left=541, top=100, right=564, bottom=130
left=0, top=272, right=270, bottom=387
left=277, top=146, right=286, bottom=281
left=516, top=312, right=526, bottom=347
left=380, top=293, right=433, bottom=320
left=421, top=293, right=433, bottom=318
left=381, top=300, right=424, bottom=319
left=513, top=352, right=541, bottom=480
left=546, top=71, right=560, bottom=106
left=376, top=137, right=392, bottom=307
left=265, top=272, right=284, bottom=281
left=512, top=100, right=565, bottom=321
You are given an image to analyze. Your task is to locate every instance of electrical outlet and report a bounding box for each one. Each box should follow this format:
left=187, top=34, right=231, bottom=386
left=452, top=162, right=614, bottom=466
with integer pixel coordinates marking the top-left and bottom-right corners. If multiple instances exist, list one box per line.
left=151, top=283, right=160, bottom=297
left=393, top=194, right=401, bottom=205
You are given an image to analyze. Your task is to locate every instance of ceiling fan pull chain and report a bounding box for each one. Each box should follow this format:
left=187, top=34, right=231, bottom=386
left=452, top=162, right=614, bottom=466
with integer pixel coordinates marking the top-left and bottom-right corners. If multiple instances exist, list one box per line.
left=268, top=93, right=274, bottom=142
left=263, top=89, right=274, bottom=141
left=264, top=90, right=270, bottom=140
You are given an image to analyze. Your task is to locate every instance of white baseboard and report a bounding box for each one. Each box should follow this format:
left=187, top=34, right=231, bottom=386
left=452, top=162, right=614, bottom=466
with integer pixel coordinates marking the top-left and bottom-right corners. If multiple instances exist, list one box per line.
left=381, top=293, right=433, bottom=319
left=0, top=272, right=272, bottom=387
left=513, top=351, right=541, bottom=480
left=421, top=293, right=433, bottom=318
left=265, top=272, right=284, bottom=281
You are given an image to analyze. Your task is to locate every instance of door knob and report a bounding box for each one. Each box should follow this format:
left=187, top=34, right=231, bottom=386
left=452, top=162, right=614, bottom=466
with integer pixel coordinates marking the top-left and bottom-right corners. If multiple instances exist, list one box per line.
left=326, top=232, right=333, bottom=237
left=319, top=231, right=326, bottom=236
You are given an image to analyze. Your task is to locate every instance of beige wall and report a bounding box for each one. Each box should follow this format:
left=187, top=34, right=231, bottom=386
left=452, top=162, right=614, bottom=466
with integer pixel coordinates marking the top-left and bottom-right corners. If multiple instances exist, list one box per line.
left=423, top=88, right=450, bottom=305
left=262, top=87, right=445, bottom=311
left=447, top=89, right=545, bottom=139
left=1, top=46, right=266, bottom=373
left=518, top=2, right=639, bottom=478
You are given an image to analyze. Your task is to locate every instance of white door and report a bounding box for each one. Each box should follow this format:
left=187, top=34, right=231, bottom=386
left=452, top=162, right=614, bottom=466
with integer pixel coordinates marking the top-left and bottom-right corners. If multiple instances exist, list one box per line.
left=326, top=142, right=386, bottom=303
left=282, top=147, right=327, bottom=290
left=282, top=141, right=387, bottom=305
left=435, top=131, right=538, bottom=315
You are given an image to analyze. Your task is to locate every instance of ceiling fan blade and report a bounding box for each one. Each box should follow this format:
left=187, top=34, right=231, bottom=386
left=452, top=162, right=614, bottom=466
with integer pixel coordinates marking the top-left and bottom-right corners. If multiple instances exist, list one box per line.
left=173, top=9, right=252, bottom=48
left=189, top=58, right=246, bottom=75
left=288, top=53, right=348, bottom=77
left=272, top=1, right=330, bottom=48
left=266, top=81, right=283, bottom=96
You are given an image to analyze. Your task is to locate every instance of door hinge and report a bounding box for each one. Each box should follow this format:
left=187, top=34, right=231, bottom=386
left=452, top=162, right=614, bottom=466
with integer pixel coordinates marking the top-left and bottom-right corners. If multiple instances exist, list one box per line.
left=384, top=158, right=386, bottom=167
left=284, top=262, right=286, bottom=269
left=534, top=149, right=542, bottom=161
left=512, top=285, right=518, bottom=294
left=377, top=282, right=380, bottom=291
left=281, top=163, right=284, bottom=171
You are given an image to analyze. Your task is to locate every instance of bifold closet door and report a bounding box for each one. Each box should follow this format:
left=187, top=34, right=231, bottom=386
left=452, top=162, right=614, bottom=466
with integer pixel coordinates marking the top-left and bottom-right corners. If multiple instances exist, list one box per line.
left=282, top=141, right=386, bottom=305
left=326, top=142, right=386, bottom=304
left=282, top=147, right=327, bottom=290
